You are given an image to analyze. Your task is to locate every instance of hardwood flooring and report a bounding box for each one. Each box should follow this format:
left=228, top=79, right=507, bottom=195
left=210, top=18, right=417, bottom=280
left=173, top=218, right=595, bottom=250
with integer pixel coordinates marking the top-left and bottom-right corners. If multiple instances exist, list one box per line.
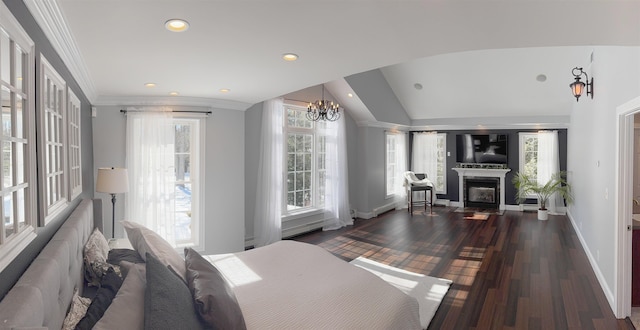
left=291, top=207, right=634, bottom=329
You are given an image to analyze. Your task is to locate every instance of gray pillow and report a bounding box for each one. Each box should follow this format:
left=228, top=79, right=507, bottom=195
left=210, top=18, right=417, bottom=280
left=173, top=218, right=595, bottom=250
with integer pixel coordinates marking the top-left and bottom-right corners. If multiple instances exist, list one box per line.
left=184, top=248, right=247, bottom=330
left=94, top=263, right=146, bottom=330
left=122, top=220, right=186, bottom=281
left=144, top=253, right=204, bottom=330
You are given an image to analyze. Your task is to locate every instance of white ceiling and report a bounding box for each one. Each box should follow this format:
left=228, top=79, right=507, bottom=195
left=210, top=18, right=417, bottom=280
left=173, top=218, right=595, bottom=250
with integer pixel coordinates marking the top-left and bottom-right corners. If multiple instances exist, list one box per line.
left=36, top=0, right=640, bottom=121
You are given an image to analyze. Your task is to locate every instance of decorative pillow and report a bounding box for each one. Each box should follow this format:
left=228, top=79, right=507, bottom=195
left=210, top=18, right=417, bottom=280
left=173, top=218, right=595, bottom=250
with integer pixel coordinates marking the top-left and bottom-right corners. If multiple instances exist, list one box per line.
left=61, top=288, right=91, bottom=330
left=75, top=268, right=123, bottom=329
left=84, top=228, right=113, bottom=287
left=107, top=248, right=145, bottom=265
left=122, top=220, right=186, bottom=281
left=144, top=253, right=204, bottom=330
left=93, top=263, right=146, bottom=330
left=185, top=248, right=247, bottom=330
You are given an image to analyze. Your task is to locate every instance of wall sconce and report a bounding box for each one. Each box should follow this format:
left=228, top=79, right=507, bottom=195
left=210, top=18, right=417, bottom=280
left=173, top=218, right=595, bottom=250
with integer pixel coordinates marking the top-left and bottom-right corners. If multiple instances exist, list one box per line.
left=569, top=67, right=594, bottom=102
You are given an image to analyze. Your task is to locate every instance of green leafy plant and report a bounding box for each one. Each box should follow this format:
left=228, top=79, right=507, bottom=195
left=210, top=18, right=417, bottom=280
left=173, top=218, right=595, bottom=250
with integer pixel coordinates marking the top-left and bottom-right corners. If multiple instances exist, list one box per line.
left=512, top=171, right=573, bottom=210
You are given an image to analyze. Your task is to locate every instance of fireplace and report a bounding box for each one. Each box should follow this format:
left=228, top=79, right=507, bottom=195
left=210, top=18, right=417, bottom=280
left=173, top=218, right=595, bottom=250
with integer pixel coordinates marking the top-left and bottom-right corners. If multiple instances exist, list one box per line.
left=453, top=167, right=510, bottom=210
left=464, top=177, right=499, bottom=209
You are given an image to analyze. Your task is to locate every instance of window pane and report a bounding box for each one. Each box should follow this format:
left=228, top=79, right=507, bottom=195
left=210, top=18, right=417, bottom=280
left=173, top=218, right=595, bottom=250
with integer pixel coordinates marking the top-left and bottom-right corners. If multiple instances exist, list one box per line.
left=287, top=154, right=294, bottom=172
left=15, top=94, right=22, bottom=138
left=16, top=189, right=24, bottom=230
left=0, top=31, right=9, bottom=83
left=3, top=193, right=13, bottom=237
left=14, top=45, right=22, bottom=92
left=2, top=141, right=11, bottom=188
left=287, top=172, right=294, bottom=191
left=175, top=183, right=192, bottom=242
left=295, top=191, right=303, bottom=207
left=15, top=142, right=23, bottom=184
left=1, top=86, right=10, bottom=136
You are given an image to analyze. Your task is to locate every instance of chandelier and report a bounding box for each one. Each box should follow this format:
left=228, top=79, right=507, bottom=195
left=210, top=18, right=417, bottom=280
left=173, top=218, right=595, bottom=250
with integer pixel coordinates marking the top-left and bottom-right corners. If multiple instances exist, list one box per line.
left=307, top=85, right=341, bottom=121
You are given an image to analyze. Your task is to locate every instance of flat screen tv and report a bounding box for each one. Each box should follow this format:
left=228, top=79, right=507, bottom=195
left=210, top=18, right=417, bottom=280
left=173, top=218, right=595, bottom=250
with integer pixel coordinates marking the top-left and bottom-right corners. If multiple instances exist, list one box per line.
left=456, top=134, right=508, bottom=164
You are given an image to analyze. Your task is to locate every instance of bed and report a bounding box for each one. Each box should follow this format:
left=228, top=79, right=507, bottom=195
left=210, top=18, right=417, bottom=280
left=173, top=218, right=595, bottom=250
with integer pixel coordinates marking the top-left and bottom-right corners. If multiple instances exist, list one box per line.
left=0, top=199, right=422, bottom=330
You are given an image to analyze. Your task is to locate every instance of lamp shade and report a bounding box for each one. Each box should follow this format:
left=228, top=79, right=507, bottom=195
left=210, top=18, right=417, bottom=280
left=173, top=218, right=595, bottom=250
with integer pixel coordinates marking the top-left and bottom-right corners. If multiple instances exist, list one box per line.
left=96, top=167, right=129, bottom=194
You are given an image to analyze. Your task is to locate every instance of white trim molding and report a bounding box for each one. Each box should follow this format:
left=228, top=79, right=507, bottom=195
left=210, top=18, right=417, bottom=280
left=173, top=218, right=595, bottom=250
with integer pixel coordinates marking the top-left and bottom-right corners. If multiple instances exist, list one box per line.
left=613, top=95, right=640, bottom=318
left=24, top=0, right=97, bottom=102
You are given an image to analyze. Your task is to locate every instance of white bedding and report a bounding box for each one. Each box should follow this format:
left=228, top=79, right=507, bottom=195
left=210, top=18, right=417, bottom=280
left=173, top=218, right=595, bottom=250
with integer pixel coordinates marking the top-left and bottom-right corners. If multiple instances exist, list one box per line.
left=204, top=241, right=421, bottom=330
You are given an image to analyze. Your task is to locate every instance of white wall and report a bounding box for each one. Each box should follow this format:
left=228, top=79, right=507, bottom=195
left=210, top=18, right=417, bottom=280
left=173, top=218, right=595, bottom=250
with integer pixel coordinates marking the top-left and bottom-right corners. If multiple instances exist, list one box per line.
left=92, top=106, right=245, bottom=254
left=567, top=46, right=640, bottom=307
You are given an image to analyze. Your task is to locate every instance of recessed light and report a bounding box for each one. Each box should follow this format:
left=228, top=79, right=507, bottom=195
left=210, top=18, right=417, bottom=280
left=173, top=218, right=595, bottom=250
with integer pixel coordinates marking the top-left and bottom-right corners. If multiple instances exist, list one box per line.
left=165, top=19, right=189, bottom=32
left=536, top=74, right=547, bottom=82
left=144, top=83, right=156, bottom=88
left=219, top=88, right=230, bottom=93
left=169, top=91, right=179, bottom=96
left=282, top=53, right=298, bottom=61
left=414, top=83, right=423, bottom=90
left=347, top=93, right=353, bottom=98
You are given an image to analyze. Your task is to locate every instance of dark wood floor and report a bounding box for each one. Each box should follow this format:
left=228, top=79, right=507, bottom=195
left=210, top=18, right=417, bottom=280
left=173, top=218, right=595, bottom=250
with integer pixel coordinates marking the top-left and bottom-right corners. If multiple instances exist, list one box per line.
left=291, top=206, right=634, bottom=330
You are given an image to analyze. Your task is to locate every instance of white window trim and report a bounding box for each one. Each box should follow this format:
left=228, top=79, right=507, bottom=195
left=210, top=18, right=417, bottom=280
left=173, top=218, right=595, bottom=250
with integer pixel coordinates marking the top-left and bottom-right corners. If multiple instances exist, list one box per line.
left=173, top=117, right=206, bottom=251
left=67, top=88, right=81, bottom=201
left=436, top=133, right=447, bottom=195
left=282, top=103, right=324, bottom=217
left=518, top=132, right=538, bottom=199
left=0, top=1, right=37, bottom=272
left=385, top=132, right=399, bottom=199
left=38, top=55, right=68, bottom=225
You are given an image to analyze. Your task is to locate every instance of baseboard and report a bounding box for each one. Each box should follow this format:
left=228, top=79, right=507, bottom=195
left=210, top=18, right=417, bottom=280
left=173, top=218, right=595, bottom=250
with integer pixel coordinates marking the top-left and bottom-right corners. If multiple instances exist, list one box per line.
left=373, top=201, right=397, bottom=217
left=566, top=210, right=616, bottom=313
left=357, top=211, right=375, bottom=219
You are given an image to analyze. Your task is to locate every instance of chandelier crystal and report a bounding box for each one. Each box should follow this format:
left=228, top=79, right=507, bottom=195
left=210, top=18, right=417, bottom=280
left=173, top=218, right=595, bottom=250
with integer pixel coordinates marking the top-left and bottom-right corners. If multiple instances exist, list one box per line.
left=307, top=85, right=341, bottom=121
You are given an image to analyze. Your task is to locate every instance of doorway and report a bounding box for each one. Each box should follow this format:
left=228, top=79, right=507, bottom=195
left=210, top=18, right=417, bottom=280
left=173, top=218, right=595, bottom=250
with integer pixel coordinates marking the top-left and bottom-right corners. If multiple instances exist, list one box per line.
left=616, top=96, right=640, bottom=319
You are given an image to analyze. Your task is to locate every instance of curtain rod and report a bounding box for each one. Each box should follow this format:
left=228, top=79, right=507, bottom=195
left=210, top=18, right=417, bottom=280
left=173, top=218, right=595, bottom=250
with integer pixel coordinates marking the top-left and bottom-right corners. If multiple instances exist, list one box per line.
left=120, top=109, right=212, bottom=114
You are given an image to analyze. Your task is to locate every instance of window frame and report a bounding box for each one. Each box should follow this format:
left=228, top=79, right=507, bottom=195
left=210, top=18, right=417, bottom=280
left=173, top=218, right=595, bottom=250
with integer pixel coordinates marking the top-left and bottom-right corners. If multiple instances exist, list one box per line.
left=385, top=132, right=399, bottom=198
left=518, top=132, right=539, bottom=199
left=173, top=116, right=205, bottom=250
left=37, top=55, right=68, bottom=225
left=434, top=133, right=447, bottom=195
left=282, top=103, right=325, bottom=218
left=67, top=88, right=81, bottom=201
left=0, top=1, right=37, bottom=272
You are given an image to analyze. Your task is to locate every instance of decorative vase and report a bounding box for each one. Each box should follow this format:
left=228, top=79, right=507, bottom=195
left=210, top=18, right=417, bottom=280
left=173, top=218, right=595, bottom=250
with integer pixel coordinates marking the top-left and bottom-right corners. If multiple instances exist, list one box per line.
left=538, top=209, right=549, bottom=220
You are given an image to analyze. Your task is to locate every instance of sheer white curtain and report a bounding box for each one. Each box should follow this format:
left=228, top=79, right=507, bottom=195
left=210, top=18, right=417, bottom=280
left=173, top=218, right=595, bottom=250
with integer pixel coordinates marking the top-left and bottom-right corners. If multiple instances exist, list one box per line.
left=393, top=133, right=408, bottom=209
left=253, top=98, right=284, bottom=247
left=537, top=130, right=563, bottom=214
left=412, top=132, right=439, bottom=202
left=126, top=112, right=177, bottom=245
left=321, top=118, right=352, bottom=231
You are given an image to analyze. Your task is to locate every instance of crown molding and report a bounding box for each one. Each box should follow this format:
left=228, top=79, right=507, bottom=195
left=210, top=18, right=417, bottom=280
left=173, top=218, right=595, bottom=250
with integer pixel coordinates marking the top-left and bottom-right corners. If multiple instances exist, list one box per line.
left=24, top=0, right=97, bottom=102
left=95, top=95, right=253, bottom=111
left=356, top=115, right=570, bottom=131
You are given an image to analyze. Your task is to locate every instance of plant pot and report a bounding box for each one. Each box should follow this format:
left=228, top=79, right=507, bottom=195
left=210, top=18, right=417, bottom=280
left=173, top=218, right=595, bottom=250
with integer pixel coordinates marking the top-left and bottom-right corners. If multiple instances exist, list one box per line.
left=538, top=209, right=549, bottom=221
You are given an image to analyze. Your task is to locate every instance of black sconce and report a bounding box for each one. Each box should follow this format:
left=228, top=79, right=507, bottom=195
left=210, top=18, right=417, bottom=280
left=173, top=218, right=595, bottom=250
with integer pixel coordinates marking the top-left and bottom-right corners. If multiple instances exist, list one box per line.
left=569, top=67, right=593, bottom=102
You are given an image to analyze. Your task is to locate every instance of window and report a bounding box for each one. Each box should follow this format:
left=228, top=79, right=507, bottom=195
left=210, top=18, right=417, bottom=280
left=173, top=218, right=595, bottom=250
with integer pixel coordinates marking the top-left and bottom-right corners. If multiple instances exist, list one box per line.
left=519, top=132, right=539, bottom=182
left=386, top=132, right=407, bottom=197
left=38, top=56, right=67, bottom=224
left=67, top=88, right=81, bottom=200
left=173, top=118, right=203, bottom=247
left=0, top=1, right=37, bottom=272
left=126, top=113, right=205, bottom=250
left=284, top=104, right=325, bottom=214
left=433, top=133, right=447, bottom=194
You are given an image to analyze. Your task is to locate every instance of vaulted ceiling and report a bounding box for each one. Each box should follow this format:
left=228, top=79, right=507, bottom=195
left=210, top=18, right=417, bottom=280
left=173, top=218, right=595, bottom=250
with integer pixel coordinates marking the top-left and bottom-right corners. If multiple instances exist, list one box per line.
left=29, top=0, right=640, bottom=125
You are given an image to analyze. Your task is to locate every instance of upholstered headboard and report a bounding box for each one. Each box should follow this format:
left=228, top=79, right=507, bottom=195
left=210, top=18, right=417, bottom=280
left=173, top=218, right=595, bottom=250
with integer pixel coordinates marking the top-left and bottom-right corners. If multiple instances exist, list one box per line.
left=0, top=199, right=102, bottom=330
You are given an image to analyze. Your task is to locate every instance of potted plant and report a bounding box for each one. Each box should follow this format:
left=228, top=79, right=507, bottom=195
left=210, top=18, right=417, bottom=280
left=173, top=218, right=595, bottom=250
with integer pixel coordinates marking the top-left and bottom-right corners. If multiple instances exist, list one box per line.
left=512, top=171, right=573, bottom=220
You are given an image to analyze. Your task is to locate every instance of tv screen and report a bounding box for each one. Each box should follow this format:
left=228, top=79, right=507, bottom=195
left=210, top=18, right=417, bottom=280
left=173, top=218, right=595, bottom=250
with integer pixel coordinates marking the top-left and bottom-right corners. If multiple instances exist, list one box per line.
left=456, top=134, right=508, bottom=164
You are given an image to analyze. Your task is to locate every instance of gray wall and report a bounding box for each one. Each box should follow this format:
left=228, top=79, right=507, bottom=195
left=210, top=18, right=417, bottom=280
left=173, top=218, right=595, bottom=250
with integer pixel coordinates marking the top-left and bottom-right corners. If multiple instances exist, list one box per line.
left=0, top=0, right=95, bottom=299
left=92, top=106, right=246, bottom=254
left=345, top=69, right=412, bottom=126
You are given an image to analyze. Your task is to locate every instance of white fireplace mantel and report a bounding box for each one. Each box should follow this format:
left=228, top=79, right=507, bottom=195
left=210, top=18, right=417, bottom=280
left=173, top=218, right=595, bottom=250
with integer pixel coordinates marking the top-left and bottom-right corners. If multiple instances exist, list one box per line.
left=452, top=167, right=511, bottom=210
